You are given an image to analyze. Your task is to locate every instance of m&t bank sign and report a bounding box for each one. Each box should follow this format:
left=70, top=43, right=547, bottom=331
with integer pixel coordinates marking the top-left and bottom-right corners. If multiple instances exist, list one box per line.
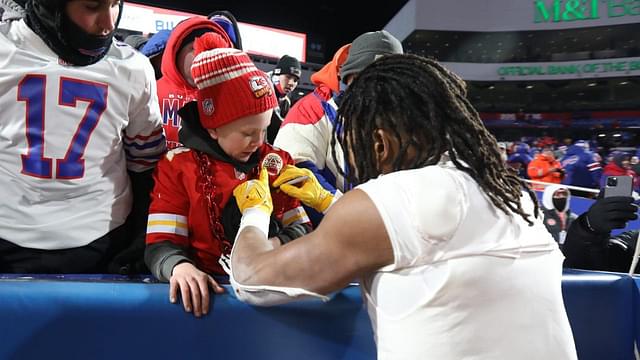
left=534, top=0, right=640, bottom=23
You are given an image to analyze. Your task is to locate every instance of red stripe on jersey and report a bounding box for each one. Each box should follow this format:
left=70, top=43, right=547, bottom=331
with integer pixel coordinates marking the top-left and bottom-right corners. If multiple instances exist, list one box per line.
left=587, top=163, right=601, bottom=171
left=125, top=128, right=164, bottom=141
left=129, top=159, right=158, bottom=166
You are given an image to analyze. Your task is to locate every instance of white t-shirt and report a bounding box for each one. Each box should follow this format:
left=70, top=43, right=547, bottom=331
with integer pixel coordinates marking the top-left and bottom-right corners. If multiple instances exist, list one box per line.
left=357, top=158, right=577, bottom=360
left=0, top=20, right=165, bottom=249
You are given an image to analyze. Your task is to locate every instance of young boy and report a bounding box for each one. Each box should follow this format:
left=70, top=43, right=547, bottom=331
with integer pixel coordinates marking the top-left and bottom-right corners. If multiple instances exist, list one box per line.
left=145, top=33, right=310, bottom=317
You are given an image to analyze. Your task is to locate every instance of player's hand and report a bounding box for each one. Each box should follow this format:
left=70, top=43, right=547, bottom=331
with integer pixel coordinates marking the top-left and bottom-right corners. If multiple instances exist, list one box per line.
left=170, top=262, right=225, bottom=317
left=584, top=196, right=638, bottom=233
left=273, top=165, right=337, bottom=214
left=233, top=166, right=273, bottom=216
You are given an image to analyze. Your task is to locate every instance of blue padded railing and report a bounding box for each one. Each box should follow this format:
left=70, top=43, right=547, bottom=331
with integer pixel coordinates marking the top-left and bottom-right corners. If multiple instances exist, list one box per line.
left=0, top=270, right=636, bottom=360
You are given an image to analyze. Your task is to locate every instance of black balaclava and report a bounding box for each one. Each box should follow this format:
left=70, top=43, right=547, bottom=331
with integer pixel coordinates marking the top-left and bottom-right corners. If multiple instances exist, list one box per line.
left=25, top=0, right=124, bottom=66
left=552, top=198, right=567, bottom=212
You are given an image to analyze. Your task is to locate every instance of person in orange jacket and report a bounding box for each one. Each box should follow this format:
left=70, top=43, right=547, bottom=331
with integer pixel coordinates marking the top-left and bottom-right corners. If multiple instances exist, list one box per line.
left=528, top=146, right=564, bottom=190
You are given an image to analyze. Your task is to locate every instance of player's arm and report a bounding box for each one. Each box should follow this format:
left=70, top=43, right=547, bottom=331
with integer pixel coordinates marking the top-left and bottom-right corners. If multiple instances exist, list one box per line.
left=231, top=187, right=394, bottom=299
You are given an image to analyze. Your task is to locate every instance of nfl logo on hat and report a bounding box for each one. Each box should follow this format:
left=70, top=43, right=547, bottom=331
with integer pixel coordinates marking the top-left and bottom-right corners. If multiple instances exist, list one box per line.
left=202, top=98, right=215, bottom=116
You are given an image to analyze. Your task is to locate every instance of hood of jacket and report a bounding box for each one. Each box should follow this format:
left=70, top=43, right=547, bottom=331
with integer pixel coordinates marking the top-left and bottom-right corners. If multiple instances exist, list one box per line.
left=542, top=184, right=571, bottom=212
left=160, top=17, right=231, bottom=90
left=310, top=43, right=351, bottom=93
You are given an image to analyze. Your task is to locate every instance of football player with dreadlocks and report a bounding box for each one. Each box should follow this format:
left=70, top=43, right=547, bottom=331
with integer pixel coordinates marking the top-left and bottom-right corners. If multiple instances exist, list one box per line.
left=227, top=54, right=577, bottom=359
left=0, top=0, right=166, bottom=273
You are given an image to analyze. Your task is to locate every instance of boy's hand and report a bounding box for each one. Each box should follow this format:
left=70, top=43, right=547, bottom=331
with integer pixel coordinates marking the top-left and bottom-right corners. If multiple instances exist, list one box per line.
left=233, top=166, right=273, bottom=216
left=170, top=262, right=225, bottom=318
left=274, top=165, right=337, bottom=214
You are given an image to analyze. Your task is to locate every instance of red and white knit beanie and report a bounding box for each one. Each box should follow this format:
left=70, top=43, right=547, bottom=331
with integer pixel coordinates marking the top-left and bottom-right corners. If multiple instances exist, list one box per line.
left=190, top=33, right=277, bottom=129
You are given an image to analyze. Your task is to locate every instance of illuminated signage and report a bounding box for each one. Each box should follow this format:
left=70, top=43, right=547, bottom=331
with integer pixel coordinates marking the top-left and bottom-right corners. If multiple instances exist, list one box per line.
left=119, top=3, right=307, bottom=61
left=497, top=59, right=640, bottom=76
left=534, top=0, right=640, bottom=23
left=440, top=57, right=640, bottom=81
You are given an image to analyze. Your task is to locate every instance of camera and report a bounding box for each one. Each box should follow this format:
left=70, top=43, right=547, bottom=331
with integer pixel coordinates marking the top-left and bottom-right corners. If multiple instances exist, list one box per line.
left=606, top=177, right=618, bottom=187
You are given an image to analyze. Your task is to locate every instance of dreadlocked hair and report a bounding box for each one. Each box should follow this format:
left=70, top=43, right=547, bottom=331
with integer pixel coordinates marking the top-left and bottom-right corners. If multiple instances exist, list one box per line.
left=331, top=53, right=539, bottom=225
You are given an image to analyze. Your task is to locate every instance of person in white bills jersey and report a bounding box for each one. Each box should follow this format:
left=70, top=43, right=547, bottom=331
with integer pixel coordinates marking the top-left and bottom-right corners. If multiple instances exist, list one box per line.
left=0, top=0, right=166, bottom=273
left=226, top=54, right=577, bottom=359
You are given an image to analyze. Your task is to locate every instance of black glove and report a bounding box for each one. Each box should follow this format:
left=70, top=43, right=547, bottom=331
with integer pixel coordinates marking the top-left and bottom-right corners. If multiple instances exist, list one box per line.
left=583, top=196, right=638, bottom=234
left=607, top=230, right=639, bottom=273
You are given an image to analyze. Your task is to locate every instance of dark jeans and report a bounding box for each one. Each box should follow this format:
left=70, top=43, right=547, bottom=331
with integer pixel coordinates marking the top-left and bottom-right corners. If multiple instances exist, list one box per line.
left=0, top=225, right=127, bottom=274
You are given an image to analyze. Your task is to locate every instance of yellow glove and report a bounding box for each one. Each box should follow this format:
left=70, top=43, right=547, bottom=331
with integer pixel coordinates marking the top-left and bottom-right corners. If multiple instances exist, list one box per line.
left=233, top=166, right=273, bottom=216
left=273, top=165, right=337, bottom=214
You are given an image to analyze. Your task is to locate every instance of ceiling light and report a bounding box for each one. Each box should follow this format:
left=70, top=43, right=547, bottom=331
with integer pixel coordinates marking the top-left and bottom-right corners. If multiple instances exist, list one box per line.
left=587, top=82, right=597, bottom=87
left=526, top=85, right=534, bottom=89
left=488, top=85, right=495, bottom=90
left=619, top=81, right=629, bottom=85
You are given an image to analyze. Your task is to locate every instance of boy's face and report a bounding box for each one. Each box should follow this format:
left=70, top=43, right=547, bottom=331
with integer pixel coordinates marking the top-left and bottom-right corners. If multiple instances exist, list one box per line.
left=177, top=42, right=196, bottom=87
left=65, top=0, right=120, bottom=36
left=277, top=74, right=299, bottom=94
left=207, top=110, right=272, bottom=162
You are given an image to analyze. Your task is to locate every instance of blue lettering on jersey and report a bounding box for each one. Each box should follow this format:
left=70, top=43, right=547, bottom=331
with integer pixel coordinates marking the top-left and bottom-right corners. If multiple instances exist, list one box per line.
left=162, top=98, right=184, bottom=128
left=18, top=75, right=108, bottom=179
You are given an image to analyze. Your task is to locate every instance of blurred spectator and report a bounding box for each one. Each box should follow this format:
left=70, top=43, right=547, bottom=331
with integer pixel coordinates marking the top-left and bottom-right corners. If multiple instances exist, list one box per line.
left=563, top=196, right=638, bottom=273
left=554, top=144, right=568, bottom=160
left=535, top=135, right=557, bottom=149
left=527, top=145, right=564, bottom=190
left=267, top=55, right=302, bottom=143
left=541, top=186, right=576, bottom=247
left=601, top=151, right=638, bottom=191
left=154, top=18, right=232, bottom=149
left=631, top=156, right=640, bottom=176
left=497, top=142, right=508, bottom=162
left=124, top=34, right=148, bottom=51
left=207, top=10, right=242, bottom=50
left=141, top=29, right=171, bottom=80
left=507, top=142, right=533, bottom=179
left=560, top=140, right=602, bottom=196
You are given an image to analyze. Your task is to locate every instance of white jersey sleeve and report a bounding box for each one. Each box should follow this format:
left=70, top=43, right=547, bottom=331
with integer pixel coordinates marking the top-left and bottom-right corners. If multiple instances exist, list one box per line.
left=121, top=45, right=166, bottom=173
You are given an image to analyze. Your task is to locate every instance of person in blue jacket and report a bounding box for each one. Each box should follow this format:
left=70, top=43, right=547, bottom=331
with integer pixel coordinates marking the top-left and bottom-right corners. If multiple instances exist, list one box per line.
left=507, top=142, right=533, bottom=179
left=560, top=140, right=602, bottom=197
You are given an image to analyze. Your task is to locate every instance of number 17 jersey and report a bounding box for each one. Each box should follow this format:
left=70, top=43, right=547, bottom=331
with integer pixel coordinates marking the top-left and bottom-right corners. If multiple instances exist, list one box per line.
left=0, top=20, right=166, bottom=250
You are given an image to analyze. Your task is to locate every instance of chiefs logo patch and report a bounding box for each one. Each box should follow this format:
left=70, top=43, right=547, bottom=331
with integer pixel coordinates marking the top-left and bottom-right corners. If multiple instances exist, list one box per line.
left=546, top=218, right=556, bottom=226
left=234, top=168, right=247, bottom=180
left=249, top=76, right=272, bottom=98
left=262, top=153, right=283, bottom=176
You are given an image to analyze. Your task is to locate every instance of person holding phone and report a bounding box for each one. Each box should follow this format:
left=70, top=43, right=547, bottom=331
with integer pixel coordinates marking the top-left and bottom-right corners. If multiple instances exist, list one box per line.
left=563, top=175, right=638, bottom=271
